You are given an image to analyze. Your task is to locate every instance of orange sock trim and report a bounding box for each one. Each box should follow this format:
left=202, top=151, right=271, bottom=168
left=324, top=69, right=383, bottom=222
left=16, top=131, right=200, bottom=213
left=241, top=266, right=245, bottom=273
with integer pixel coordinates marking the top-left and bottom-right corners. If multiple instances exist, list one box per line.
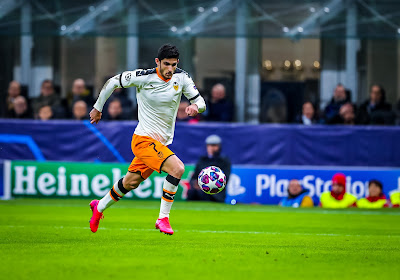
left=163, top=188, right=177, bottom=195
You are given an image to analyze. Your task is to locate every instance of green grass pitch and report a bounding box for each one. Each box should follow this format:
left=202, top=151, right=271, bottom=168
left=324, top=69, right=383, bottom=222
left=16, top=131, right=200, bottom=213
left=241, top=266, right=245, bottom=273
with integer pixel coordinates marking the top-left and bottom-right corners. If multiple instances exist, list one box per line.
left=0, top=199, right=399, bottom=280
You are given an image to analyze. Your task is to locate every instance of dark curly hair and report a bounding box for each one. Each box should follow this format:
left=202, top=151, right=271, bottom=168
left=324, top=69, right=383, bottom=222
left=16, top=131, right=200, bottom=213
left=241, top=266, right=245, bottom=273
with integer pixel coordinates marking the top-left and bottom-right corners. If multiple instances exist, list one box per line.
left=157, top=44, right=179, bottom=61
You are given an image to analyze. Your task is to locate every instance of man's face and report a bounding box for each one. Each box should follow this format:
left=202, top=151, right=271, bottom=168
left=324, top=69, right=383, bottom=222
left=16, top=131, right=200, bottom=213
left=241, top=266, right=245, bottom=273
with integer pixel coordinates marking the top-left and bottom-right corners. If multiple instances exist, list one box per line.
left=332, top=183, right=344, bottom=195
left=13, top=97, right=27, bottom=115
left=339, top=103, right=355, bottom=124
left=334, top=86, right=346, bottom=102
left=368, top=183, right=381, bottom=198
left=108, top=101, right=122, bottom=118
left=370, top=86, right=382, bottom=104
left=206, top=144, right=220, bottom=157
left=288, top=180, right=302, bottom=196
left=38, top=106, right=53, bottom=120
left=72, top=80, right=86, bottom=95
left=211, top=85, right=226, bottom=102
left=8, top=81, right=21, bottom=98
left=41, top=82, right=54, bottom=97
left=302, top=102, right=314, bottom=119
left=156, top=58, right=178, bottom=80
left=73, top=101, right=87, bottom=120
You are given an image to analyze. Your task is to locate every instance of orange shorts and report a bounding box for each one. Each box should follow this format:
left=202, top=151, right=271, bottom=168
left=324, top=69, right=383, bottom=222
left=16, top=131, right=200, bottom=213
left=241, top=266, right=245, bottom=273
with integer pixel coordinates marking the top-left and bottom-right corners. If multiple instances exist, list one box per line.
left=128, top=134, right=175, bottom=179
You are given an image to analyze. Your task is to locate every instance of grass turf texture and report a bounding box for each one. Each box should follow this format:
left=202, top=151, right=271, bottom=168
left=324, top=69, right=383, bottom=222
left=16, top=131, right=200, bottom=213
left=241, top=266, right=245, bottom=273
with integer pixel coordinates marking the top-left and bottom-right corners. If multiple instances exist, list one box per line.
left=0, top=199, right=399, bottom=280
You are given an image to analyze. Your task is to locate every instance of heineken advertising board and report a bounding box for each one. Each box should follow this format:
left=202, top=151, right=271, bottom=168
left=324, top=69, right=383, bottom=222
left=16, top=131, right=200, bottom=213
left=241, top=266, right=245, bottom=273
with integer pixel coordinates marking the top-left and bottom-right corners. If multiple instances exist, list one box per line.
left=2, top=161, right=194, bottom=200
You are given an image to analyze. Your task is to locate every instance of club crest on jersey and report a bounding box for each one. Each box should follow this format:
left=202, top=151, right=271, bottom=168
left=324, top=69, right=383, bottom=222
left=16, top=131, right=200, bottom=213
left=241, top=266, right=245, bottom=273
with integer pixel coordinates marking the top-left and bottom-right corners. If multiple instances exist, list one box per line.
left=173, top=81, right=179, bottom=91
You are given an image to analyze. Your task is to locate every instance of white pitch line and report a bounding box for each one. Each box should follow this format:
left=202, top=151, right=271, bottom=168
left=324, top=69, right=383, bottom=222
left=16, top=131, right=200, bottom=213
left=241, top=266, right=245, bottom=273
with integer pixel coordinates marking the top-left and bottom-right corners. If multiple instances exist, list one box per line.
left=1, top=201, right=399, bottom=216
left=2, top=225, right=400, bottom=238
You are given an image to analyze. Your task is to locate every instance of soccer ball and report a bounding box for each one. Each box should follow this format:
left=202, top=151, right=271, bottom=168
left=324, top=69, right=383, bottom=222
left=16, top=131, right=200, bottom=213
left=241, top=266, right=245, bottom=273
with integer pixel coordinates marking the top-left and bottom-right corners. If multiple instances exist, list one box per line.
left=198, top=166, right=227, bottom=195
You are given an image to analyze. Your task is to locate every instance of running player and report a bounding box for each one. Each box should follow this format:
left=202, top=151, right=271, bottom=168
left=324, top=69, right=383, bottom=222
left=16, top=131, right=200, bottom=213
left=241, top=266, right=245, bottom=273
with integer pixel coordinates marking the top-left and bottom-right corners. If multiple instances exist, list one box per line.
left=88, top=44, right=206, bottom=235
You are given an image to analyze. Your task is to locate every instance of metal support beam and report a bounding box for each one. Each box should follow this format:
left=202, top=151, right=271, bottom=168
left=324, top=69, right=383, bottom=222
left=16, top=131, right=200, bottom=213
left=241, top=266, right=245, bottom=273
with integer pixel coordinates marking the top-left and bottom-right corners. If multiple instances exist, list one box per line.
left=60, top=0, right=122, bottom=37
left=0, top=0, right=24, bottom=19
left=287, top=0, right=343, bottom=37
left=345, top=0, right=358, bottom=103
left=20, top=1, right=33, bottom=96
left=246, top=38, right=261, bottom=124
left=181, top=38, right=195, bottom=79
left=235, top=0, right=247, bottom=122
left=126, top=1, right=139, bottom=105
left=176, top=0, right=232, bottom=35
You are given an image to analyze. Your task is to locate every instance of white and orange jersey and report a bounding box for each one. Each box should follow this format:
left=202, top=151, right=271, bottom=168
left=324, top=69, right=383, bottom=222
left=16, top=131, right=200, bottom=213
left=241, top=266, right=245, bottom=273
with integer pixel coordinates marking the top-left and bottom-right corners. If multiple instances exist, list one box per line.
left=93, top=67, right=206, bottom=145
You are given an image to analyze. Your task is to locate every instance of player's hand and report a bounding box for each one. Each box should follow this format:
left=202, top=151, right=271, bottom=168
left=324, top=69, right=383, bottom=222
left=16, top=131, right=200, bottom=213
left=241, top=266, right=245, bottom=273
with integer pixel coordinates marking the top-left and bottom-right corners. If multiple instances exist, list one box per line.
left=90, top=108, right=102, bottom=124
left=185, top=104, right=199, bottom=117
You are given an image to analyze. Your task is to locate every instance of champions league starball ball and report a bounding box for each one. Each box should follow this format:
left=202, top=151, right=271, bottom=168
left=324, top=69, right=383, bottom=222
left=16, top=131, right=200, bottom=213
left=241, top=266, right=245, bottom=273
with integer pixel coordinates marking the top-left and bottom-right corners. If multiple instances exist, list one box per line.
left=198, top=166, right=227, bottom=195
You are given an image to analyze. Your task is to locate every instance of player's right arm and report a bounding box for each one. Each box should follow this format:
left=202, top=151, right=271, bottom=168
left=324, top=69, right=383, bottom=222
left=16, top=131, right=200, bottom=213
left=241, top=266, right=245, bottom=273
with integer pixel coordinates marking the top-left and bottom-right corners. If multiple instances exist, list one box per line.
left=90, top=71, right=142, bottom=124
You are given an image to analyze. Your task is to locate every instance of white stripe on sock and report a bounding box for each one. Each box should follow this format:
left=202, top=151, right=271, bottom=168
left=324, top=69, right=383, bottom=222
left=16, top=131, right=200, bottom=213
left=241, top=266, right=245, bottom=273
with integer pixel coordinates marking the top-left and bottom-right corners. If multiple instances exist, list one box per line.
left=159, top=179, right=178, bottom=219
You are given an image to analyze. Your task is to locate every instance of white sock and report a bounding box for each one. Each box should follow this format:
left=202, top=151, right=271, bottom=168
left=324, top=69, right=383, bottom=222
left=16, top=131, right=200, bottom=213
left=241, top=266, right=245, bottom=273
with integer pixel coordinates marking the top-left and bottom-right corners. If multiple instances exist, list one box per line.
left=97, top=178, right=128, bottom=213
left=159, top=175, right=180, bottom=219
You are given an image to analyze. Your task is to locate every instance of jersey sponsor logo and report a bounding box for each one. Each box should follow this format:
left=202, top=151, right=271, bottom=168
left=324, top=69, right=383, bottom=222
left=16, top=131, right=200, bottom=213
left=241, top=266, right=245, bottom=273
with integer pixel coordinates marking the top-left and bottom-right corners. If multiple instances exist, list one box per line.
left=193, top=85, right=197, bottom=90
left=157, top=151, right=164, bottom=158
left=173, top=81, right=179, bottom=91
left=136, top=68, right=157, bottom=77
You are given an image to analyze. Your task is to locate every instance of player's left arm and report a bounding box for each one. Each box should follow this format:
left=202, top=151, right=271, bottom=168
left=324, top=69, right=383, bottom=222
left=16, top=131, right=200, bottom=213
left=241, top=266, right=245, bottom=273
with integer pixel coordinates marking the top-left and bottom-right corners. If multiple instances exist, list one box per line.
left=182, top=73, right=206, bottom=117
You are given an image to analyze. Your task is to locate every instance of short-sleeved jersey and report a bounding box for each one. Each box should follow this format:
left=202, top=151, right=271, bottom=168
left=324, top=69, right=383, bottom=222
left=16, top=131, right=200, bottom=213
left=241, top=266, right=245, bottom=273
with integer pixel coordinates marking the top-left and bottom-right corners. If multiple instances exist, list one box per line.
left=120, top=67, right=201, bottom=145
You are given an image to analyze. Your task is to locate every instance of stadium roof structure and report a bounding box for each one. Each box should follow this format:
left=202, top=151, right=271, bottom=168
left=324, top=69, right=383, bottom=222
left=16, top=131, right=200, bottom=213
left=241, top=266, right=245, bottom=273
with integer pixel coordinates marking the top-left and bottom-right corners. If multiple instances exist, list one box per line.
left=0, top=0, right=400, bottom=38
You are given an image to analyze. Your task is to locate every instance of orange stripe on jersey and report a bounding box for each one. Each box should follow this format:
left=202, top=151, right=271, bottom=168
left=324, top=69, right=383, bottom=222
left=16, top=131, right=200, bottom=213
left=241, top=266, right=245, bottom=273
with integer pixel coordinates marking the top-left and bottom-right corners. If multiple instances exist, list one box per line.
left=113, top=186, right=122, bottom=197
left=109, top=190, right=118, bottom=202
left=163, top=188, right=177, bottom=195
left=156, top=67, right=171, bottom=83
left=162, top=196, right=174, bottom=203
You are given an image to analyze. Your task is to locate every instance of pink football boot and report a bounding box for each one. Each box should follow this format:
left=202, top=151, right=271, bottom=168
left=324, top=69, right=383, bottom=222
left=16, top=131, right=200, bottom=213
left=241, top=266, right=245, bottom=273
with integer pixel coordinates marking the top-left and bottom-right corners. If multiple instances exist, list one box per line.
left=155, top=217, right=174, bottom=235
left=89, top=200, right=104, bottom=233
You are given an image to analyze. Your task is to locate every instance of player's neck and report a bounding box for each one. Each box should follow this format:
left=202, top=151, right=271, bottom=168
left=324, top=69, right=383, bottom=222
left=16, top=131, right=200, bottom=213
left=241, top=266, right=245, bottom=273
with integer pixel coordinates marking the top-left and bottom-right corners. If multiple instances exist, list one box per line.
left=156, top=67, right=171, bottom=82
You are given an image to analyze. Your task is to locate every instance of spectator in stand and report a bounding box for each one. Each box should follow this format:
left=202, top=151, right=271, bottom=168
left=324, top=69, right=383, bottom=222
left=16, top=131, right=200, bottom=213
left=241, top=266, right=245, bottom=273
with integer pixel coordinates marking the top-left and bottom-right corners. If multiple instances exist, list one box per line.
left=356, top=180, right=389, bottom=208
left=329, top=103, right=356, bottom=125
left=176, top=100, right=199, bottom=123
left=37, top=105, right=53, bottom=121
left=320, top=173, right=357, bottom=208
left=4, top=80, right=22, bottom=117
left=70, top=78, right=94, bottom=108
left=101, top=76, right=135, bottom=120
left=280, top=179, right=314, bottom=207
left=295, top=101, right=317, bottom=125
left=104, top=99, right=125, bottom=121
left=390, top=191, right=399, bottom=208
left=72, top=100, right=88, bottom=120
left=10, top=96, right=31, bottom=119
left=323, top=84, right=348, bottom=124
left=339, top=103, right=356, bottom=125
left=188, top=134, right=231, bottom=203
left=206, top=84, right=234, bottom=122
left=356, top=84, right=393, bottom=125
left=32, top=80, right=64, bottom=118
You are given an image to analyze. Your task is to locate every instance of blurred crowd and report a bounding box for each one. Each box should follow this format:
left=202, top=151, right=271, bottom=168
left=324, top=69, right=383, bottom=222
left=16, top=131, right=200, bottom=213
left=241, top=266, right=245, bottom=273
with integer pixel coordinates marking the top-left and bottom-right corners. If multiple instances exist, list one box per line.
left=296, top=83, right=399, bottom=126
left=3, top=79, right=135, bottom=121
left=2, top=79, right=234, bottom=122
left=280, top=173, right=400, bottom=209
left=3, top=78, right=400, bottom=125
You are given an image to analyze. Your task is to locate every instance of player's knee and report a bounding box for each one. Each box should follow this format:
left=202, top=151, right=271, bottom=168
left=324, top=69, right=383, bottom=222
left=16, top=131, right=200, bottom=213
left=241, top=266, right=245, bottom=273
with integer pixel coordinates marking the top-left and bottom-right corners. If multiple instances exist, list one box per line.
left=171, top=162, right=185, bottom=178
left=123, top=177, right=141, bottom=190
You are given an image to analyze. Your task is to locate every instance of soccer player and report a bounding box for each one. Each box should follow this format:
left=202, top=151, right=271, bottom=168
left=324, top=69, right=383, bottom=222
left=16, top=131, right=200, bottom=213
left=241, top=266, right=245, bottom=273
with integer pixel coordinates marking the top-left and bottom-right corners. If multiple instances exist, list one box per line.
left=88, top=44, right=206, bottom=235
